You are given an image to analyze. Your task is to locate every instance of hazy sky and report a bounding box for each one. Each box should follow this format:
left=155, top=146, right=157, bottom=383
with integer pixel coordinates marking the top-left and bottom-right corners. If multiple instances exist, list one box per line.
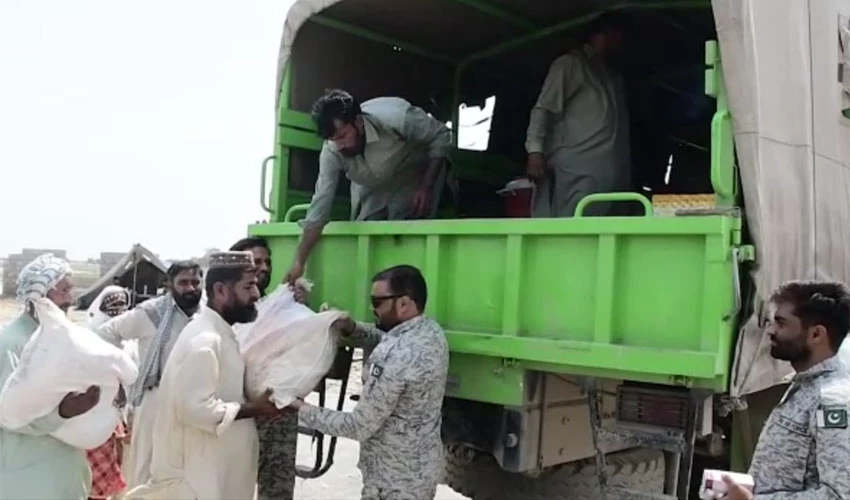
left=0, top=0, right=293, bottom=260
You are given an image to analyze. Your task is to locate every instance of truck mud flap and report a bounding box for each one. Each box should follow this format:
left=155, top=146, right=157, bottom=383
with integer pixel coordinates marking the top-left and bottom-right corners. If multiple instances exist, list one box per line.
left=296, top=345, right=355, bottom=479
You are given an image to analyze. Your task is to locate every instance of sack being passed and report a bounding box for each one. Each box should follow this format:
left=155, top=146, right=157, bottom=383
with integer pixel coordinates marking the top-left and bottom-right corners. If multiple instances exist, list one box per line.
left=0, top=299, right=138, bottom=449
left=238, top=282, right=346, bottom=408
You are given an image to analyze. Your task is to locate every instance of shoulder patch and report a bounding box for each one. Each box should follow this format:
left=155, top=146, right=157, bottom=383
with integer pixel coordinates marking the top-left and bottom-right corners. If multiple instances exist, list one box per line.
left=370, top=364, right=384, bottom=379
left=817, top=406, right=849, bottom=429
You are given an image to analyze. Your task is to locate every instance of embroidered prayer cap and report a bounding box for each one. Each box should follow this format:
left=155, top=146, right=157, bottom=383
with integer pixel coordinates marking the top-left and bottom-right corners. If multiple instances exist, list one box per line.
left=16, top=253, right=73, bottom=303
left=207, top=250, right=255, bottom=270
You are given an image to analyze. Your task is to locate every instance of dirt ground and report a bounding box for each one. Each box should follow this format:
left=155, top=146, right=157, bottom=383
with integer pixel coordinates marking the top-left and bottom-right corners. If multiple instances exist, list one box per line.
left=0, top=298, right=467, bottom=500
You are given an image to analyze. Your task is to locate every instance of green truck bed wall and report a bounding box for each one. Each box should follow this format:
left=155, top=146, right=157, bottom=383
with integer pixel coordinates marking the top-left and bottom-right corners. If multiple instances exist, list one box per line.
left=250, top=212, right=740, bottom=405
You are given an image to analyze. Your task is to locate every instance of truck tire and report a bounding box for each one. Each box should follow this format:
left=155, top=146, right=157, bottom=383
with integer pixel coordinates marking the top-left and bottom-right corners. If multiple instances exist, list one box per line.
left=443, top=447, right=665, bottom=500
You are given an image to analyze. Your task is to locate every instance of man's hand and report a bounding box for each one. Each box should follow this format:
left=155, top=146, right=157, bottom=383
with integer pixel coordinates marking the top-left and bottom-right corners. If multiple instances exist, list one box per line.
left=293, top=284, right=310, bottom=305
left=721, top=475, right=754, bottom=500
left=332, top=315, right=355, bottom=336
left=283, top=261, right=305, bottom=286
left=239, top=389, right=284, bottom=420
left=59, top=385, right=100, bottom=419
left=526, top=153, right=549, bottom=182
left=411, top=187, right=432, bottom=218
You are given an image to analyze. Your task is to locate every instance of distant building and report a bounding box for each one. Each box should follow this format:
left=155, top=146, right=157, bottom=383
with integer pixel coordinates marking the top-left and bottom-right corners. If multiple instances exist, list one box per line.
left=99, top=251, right=126, bottom=277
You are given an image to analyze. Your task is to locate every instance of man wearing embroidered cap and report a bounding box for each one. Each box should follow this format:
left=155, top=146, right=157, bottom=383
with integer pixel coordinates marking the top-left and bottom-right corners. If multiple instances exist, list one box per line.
left=723, top=281, right=850, bottom=499
left=127, top=251, right=284, bottom=499
left=0, top=253, right=100, bottom=499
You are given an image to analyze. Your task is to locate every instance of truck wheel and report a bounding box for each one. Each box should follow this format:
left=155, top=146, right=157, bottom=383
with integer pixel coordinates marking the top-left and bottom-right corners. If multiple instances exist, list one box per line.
left=443, top=447, right=665, bottom=500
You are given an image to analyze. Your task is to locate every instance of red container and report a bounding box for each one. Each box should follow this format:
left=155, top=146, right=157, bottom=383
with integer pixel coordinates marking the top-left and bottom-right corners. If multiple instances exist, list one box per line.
left=497, top=178, right=534, bottom=218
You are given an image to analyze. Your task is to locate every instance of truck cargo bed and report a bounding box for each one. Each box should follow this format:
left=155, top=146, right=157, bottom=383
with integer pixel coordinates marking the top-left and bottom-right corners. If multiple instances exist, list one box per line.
left=251, top=214, right=740, bottom=394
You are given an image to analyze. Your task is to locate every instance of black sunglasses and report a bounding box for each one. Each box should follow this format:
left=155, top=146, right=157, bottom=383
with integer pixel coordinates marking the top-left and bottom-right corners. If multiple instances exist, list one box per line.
left=370, top=293, right=404, bottom=308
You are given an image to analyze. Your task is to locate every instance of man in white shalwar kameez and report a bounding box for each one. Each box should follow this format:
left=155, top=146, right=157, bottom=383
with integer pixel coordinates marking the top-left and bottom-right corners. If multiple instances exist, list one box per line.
left=126, top=251, right=284, bottom=500
left=96, top=261, right=203, bottom=488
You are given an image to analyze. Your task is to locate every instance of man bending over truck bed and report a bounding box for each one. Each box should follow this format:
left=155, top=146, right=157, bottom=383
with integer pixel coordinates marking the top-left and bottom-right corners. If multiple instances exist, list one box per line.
left=283, top=90, right=452, bottom=284
left=525, top=12, right=632, bottom=218
left=287, top=265, right=449, bottom=500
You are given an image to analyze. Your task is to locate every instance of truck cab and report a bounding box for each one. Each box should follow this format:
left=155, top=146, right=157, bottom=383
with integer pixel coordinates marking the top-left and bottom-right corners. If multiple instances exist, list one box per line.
left=249, top=1, right=850, bottom=498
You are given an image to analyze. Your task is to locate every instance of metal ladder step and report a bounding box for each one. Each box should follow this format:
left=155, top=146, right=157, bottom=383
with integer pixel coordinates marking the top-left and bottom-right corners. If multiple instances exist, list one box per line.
left=596, top=425, right=688, bottom=454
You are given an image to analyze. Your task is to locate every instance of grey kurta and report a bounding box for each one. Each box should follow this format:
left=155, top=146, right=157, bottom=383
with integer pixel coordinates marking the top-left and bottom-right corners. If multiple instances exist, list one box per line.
left=526, top=46, right=631, bottom=218
left=748, top=355, right=850, bottom=498
left=299, top=315, right=449, bottom=500
left=301, top=97, right=452, bottom=228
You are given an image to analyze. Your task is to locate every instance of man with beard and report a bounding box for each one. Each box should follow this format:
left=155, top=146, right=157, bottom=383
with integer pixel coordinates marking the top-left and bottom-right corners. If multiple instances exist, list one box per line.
left=0, top=253, right=100, bottom=499
left=127, top=251, right=283, bottom=500
left=288, top=265, right=449, bottom=500
left=723, top=281, right=850, bottom=500
left=283, top=90, right=453, bottom=284
left=96, top=261, right=203, bottom=488
left=230, top=236, right=303, bottom=500
left=525, top=12, right=632, bottom=217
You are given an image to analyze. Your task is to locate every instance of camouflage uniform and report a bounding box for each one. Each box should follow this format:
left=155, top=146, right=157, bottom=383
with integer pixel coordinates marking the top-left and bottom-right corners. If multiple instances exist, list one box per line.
left=299, top=315, right=449, bottom=500
left=256, top=412, right=297, bottom=500
left=749, top=354, right=850, bottom=498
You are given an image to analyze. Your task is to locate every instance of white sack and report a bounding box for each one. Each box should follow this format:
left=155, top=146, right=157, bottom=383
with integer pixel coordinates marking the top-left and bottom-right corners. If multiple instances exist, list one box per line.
left=238, top=284, right=345, bottom=408
left=0, top=299, right=138, bottom=449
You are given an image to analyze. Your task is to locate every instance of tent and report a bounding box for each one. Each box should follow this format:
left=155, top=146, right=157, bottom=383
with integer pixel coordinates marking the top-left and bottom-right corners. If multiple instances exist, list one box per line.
left=76, top=244, right=168, bottom=311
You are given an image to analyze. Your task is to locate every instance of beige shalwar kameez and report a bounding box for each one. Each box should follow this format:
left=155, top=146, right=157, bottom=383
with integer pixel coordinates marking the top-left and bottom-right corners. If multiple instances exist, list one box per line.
left=125, top=306, right=258, bottom=500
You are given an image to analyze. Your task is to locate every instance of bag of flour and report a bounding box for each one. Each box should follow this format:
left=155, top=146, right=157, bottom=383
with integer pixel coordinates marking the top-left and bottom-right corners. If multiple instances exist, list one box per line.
left=0, top=299, right=138, bottom=449
left=238, top=282, right=346, bottom=408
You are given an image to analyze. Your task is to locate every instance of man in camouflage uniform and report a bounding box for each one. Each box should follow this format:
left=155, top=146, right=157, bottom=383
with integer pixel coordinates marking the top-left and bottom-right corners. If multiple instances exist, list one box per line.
left=290, top=265, right=449, bottom=500
left=724, top=280, right=850, bottom=499
left=230, top=237, right=308, bottom=500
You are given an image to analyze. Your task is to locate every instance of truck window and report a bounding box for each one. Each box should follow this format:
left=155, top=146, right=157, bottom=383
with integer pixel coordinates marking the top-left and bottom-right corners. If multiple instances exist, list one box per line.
left=453, top=96, right=496, bottom=151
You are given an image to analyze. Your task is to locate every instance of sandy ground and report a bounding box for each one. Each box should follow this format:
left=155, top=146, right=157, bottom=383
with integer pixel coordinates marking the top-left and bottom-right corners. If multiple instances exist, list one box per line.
left=0, top=298, right=467, bottom=500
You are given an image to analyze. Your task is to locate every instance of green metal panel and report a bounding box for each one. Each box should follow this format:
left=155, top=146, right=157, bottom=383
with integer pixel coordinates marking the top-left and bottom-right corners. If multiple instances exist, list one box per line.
left=250, top=215, right=741, bottom=398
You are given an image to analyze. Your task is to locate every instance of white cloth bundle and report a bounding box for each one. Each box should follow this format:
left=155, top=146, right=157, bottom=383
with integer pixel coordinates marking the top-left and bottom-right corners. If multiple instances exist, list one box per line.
left=237, top=282, right=345, bottom=408
left=0, top=299, right=138, bottom=449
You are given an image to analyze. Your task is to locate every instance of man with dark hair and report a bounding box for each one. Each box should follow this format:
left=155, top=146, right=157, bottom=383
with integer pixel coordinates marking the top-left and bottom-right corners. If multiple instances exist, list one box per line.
left=229, top=236, right=301, bottom=500
left=230, top=237, right=272, bottom=293
left=129, top=251, right=282, bottom=500
left=525, top=11, right=632, bottom=217
left=96, top=260, right=203, bottom=488
left=723, top=280, right=850, bottom=499
left=283, top=90, right=453, bottom=284
left=289, top=264, right=449, bottom=500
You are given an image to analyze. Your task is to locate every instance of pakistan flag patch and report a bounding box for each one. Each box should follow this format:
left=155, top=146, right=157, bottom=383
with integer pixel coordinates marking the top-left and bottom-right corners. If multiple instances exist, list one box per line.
left=817, top=407, right=849, bottom=429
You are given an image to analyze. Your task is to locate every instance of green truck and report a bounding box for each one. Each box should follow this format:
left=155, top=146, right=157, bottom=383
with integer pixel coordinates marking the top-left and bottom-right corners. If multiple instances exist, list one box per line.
left=249, top=0, right=850, bottom=498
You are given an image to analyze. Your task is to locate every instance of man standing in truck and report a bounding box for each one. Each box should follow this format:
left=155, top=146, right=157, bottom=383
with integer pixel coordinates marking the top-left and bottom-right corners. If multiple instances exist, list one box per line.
left=525, top=12, right=632, bottom=218
left=723, top=280, right=850, bottom=499
left=283, top=89, right=452, bottom=284
left=288, top=265, right=449, bottom=500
